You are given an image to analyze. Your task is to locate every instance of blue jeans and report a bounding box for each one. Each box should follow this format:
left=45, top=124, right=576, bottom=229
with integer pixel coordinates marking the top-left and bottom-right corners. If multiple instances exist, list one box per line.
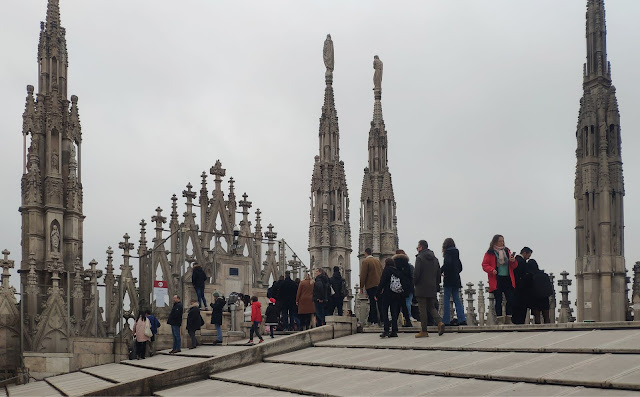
left=314, top=301, right=326, bottom=326
left=405, top=293, right=413, bottom=316
left=195, top=287, right=207, bottom=308
left=443, top=286, right=467, bottom=324
left=171, top=325, right=181, bottom=351
left=215, top=324, right=222, bottom=342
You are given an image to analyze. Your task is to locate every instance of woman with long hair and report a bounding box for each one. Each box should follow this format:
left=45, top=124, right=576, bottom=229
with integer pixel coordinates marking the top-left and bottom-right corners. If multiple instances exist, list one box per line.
left=134, top=311, right=151, bottom=359
left=482, top=234, right=518, bottom=322
left=296, top=273, right=315, bottom=330
left=441, top=238, right=467, bottom=326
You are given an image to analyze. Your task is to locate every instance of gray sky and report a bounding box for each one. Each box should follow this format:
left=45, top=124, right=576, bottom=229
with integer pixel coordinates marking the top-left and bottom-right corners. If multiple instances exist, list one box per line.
left=2, top=1, right=640, bottom=303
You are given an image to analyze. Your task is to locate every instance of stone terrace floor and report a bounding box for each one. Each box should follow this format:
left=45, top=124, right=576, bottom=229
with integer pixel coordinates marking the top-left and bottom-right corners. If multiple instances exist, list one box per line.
left=5, top=324, right=640, bottom=396
left=167, top=325, right=640, bottom=396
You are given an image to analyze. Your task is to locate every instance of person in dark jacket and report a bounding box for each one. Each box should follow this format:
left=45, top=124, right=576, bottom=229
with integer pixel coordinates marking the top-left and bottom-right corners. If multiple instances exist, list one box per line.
left=414, top=240, right=444, bottom=337
left=264, top=298, right=279, bottom=338
left=328, top=266, right=346, bottom=316
left=441, top=238, right=467, bottom=326
left=378, top=258, right=404, bottom=338
left=526, top=259, right=551, bottom=324
left=144, top=309, right=161, bottom=356
left=280, top=271, right=298, bottom=330
left=394, top=250, right=414, bottom=327
left=512, top=247, right=533, bottom=324
left=191, top=263, right=208, bottom=310
left=186, top=300, right=204, bottom=349
left=167, top=295, right=183, bottom=353
left=313, top=268, right=328, bottom=326
left=209, top=291, right=226, bottom=344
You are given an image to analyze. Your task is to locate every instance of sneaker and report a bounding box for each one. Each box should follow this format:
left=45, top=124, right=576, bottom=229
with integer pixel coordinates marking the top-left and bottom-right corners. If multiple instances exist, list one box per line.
left=459, top=321, right=468, bottom=326
left=259, top=339, right=264, bottom=343
left=388, top=333, right=398, bottom=338
left=168, top=349, right=176, bottom=354
left=438, top=322, right=445, bottom=336
left=248, top=340, right=253, bottom=344
left=174, top=350, right=181, bottom=353
left=379, top=332, right=389, bottom=338
left=415, top=331, right=429, bottom=338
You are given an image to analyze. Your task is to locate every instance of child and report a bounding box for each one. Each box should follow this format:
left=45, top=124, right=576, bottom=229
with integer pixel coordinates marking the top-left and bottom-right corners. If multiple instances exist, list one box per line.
left=264, top=298, right=278, bottom=338
left=248, top=296, right=264, bottom=344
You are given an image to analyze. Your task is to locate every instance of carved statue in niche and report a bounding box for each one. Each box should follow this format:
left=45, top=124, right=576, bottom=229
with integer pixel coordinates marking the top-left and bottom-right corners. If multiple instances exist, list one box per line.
left=51, top=150, right=59, bottom=171
left=51, top=224, right=60, bottom=252
left=70, top=144, right=76, bottom=163
left=585, top=229, right=591, bottom=255
left=336, top=204, right=342, bottom=221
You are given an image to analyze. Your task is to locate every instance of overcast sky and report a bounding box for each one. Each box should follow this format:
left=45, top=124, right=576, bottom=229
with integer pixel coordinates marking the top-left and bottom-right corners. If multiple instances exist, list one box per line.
left=2, top=1, right=640, bottom=305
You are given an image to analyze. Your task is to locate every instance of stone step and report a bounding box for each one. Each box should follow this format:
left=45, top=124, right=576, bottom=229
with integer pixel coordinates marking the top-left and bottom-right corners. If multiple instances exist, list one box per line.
left=265, top=346, right=640, bottom=391
left=317, top=329, right=640, bottom=353
left=155, top=378, right=304, bottom=396
left=44, top=371, right=116, bottom=397
left=211, top=361, right=639, bottom=396
left=6, top=381, right=62, bottom=397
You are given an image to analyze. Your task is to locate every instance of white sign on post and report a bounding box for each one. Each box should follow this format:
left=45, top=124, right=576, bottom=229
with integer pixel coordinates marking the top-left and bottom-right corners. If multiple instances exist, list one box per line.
left=154, top=280, right=168, bottom=306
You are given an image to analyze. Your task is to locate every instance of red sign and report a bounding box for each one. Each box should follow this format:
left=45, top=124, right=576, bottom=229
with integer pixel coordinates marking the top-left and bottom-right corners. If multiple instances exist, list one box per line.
left=154, top=280, right=168, bottom=288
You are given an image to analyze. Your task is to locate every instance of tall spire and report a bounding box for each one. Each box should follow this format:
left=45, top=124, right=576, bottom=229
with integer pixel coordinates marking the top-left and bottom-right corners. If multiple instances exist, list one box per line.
left=584, top=0, right=609, bottom=82
left=319, top=34, right=339, bottom=163
left=359, top=55, right=398, bottom=261
left=46, top=0, right=62, bottom=31
left=574, top=0, right=625, bottom=322
left=38, top=0, right=69, bottom=97
left=309, top=34, right=352, bottom=301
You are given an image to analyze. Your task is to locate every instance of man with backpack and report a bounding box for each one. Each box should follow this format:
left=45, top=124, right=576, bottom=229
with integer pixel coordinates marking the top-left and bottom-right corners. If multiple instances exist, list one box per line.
left=328, top=266, right=348, bottom=316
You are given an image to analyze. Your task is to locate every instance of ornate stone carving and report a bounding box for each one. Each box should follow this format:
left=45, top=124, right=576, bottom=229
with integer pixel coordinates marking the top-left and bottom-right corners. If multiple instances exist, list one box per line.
left=373, top=55, right=383, bottom=90
left=323, top=34, right=334, bottom=72
left=50, top=223, right=60, bottom=252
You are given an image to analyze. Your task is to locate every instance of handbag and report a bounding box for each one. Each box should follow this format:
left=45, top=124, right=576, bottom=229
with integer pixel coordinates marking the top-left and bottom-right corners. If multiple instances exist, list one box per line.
left=144, top=318, right=153, bottom=338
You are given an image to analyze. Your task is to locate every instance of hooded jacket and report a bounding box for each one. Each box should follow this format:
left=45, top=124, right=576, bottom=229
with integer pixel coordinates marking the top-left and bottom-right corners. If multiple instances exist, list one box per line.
left=413, top=248, right=441, bottom=298
left=377, top=262, right=404, bottom=299
left=186, top=304, right=204, bottom=332
left=210, top=296, right=226, bottom=325
left=191, top=265, right=207, bottom=289
left=393, top=253, right=414, bottom=295
left=329, top=269, right=346, bottom=298
left=441, top=247, right=463, bottom=288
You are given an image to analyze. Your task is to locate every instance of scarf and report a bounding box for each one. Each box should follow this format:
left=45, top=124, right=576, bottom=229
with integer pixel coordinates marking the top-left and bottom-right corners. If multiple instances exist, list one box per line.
left=493, top=245, right=507, bottom=266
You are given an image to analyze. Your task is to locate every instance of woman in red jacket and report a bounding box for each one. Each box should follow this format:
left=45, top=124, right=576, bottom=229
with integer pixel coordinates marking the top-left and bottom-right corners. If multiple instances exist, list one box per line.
left=482, top=234, right=518, bottom=321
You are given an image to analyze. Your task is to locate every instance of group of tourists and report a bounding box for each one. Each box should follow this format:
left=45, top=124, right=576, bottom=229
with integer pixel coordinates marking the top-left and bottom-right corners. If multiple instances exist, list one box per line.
left=361, top=242, right=447, bottom=338
left=360, top=234, right=553, bottom=338
left=265, top=267, right=348, bottom=335
left=482, top=234, right=552, bottom=324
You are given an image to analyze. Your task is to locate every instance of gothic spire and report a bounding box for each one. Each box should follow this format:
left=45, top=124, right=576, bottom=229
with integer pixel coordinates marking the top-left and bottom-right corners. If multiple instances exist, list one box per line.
left=368, top=55, right=387, bottom=173
left=584, top=0, right=609, bottom=82
left=319, top=34, right=339, bottom=163
left=46, top=0, right=62, bottom=31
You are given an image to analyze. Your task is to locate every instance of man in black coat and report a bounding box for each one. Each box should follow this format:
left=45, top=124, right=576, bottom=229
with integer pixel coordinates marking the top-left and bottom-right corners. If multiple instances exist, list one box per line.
left=313, top=268, right=328, bottom=326
left=167, top=295, right=183, bottom=353
left=280, top=271, right=298, bottom=331
left=512, top=247, right=533, bottom=324
left=191, top=263, right=208, bottom=310
left=328, top=266, right=347, bottom=316
left=209, top=292, right=226, bottom=344
left=186, top=300, right=204, bottom=349
left=414, top=240, right=444, bottom=337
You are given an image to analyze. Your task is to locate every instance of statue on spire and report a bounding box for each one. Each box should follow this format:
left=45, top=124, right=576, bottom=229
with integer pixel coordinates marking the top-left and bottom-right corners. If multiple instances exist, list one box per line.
left=323, top=34, right=334, bottom=74
left=373, top=55, right=383, bottom=90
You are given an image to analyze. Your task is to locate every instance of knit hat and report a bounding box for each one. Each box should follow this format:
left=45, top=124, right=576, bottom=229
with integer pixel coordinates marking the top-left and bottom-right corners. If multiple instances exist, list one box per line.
left=269, top=298, right=276, bottom=304
left=213, top=292, right=220, bottom=298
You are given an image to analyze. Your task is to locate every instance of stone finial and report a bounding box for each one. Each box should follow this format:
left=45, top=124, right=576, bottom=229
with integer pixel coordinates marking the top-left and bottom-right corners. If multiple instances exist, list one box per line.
left=265, top=224, right=277, bottom=241
left=26, top=253, right=38, bottom=295
left=119, top=233, right=134, bottom=257
left=558, top=271, right=573, bottom=323
left=254, top=208, right=262, bottom=233
left=139, top=219, right=147, bottom=248
left=210, top=160, right=226, bottom=181
left=105, top=246, right=114, bottom=274
left=239, top=192, right=252, bottom=212
left=373, top=55, right=383, bottom=91
left=465, top=282, right=477, bottom=326
left=323, top=34, right=334, bottom=73
left=27, top=85, right=34, bottom=94
left=47, top=253, right=64, bottom=288
left=170, top=195, right=178, bottom=222
left=0, top=249, right=14, bottom=288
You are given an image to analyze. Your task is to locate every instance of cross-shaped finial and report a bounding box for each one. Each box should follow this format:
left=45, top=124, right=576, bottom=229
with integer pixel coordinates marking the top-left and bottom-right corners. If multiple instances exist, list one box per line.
left=201, top=171, right=207, bottom=187
left=210, top=160, right=226, bottom=181
left=239, top=192, right=252, bottom=211
left=119, top=233, right=134, bottom=255
left=0, top=249, right=14, bottom=288
left=152, top=207, right=167, bottom=229
left=229, top=177, right=235, bottom=192
left=183, top=182, right=196, bottom=200
left=265, top=224, right=277, bottom=240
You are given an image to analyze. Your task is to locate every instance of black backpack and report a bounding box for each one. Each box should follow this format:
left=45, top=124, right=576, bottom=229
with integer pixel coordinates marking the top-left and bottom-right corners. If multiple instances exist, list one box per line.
left=533, top=271, right=553, bottom=298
